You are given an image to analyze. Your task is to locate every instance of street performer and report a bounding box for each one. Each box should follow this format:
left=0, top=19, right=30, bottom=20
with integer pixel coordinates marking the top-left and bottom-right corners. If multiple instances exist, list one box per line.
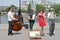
left=8, top=6, right=17, bottom=36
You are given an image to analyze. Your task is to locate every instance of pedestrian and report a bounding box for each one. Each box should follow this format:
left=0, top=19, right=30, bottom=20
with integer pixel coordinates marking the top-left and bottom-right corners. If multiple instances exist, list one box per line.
left=28, top=10, right=35, bottom=30
left=48, top=9, right=56, bottom=36
left=38, top=10, right=46, bottom=36
left=8, top=6, right=17, bottom=36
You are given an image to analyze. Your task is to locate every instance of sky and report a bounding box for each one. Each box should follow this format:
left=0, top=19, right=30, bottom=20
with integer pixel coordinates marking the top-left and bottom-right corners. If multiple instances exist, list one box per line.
left=0, top=0, right=19, bottom=7
left=0, top=0, right=60, bottom=7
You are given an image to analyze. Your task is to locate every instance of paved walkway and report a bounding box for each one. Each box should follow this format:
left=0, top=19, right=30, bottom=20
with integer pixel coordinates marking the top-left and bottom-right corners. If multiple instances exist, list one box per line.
left=0, top=28, right=30, bottom=40
left=0, top=23, right=60, bottom=29
left=0, top=23, right=60, bottom=40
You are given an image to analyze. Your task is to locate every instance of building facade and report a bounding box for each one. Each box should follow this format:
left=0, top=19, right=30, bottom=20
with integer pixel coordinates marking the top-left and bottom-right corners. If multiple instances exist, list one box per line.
left=21, top=0, right=36, bottom=11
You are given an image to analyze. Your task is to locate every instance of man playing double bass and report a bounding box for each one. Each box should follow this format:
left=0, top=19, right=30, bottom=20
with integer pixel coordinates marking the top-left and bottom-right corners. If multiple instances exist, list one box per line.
left=8, top=7, right=17, bottom=36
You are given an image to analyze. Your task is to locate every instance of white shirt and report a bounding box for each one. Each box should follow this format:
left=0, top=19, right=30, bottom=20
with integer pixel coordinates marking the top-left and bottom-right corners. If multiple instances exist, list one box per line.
left=8, top=11, right=16, bottom=21
left=32, top=14, right=35, bottom=20
left=48, top=12, right=55, bottom=19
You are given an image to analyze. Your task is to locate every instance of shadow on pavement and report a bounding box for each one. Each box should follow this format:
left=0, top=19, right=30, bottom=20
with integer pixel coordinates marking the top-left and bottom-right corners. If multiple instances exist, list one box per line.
left=12, top=32, right=22, bottom=35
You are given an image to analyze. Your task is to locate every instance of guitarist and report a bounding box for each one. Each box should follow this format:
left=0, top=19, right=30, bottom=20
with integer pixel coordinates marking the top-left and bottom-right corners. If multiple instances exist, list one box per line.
left=28, top=10, right=35, bottom=30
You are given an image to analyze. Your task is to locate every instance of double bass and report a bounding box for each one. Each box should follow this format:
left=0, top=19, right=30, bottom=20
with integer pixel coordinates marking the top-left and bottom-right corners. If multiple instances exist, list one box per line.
left=12, top=13, right=22, bottom=31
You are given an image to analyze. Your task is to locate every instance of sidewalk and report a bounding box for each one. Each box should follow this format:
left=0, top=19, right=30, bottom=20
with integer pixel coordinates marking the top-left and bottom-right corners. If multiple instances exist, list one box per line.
left=0, top=23, right=60, bottom=30
left=0, top=28, right=30, bottom=40
left=0, top=23, right=60, bottom=40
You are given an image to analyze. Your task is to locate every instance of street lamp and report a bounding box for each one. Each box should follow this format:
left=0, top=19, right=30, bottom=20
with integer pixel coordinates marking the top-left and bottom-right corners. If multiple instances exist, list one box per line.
left=19, top=0, right=21, bottom=9
left=0, top=13, right=1, bottom=24
left=18, top=0, right=21, bottom=15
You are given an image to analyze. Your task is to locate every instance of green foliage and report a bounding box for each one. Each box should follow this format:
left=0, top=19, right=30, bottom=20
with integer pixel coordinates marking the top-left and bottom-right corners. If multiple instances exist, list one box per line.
left=1, top=9, right=5, bottom=12
left=35, top=4, right=46, bottom=15
left=5, top=7, right=10, bottom=12
left=35, top=4, right=40, bottom=14
left=51, top=4, right=60, bottom=16
left=5, top=5, right=17, bottom=12
left=21, top=9, right=27, bottom=13
left=27, top=3, right=31, bottom=14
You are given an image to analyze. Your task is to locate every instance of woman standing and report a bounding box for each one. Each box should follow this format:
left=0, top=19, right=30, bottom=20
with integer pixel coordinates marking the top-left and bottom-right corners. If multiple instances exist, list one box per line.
left=38, top=10, right=46, bottom=36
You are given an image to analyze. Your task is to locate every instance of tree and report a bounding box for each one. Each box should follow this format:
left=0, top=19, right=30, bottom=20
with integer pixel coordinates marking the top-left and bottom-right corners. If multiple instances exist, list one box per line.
left=35, top=4, right=40, bottom=14
left=21, top=9, right=27, bottom=13
left=51, top=4, right=60, bottom=16
left=5, top=5, right=17, bottom=12
left=27, top=3, right=31, bottom=14
left=5, top=6, right=10, bottom=12
left=35, top=4, right=46, bottom=15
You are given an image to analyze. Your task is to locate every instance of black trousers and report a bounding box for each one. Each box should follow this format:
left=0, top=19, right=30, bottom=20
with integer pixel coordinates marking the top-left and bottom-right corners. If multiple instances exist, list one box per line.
left=8, top=21, right=13, bottom=34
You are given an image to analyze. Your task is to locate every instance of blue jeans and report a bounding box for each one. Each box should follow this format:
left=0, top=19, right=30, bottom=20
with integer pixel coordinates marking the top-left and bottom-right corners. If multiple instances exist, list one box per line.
left=29, top=20, right=35, bottom=30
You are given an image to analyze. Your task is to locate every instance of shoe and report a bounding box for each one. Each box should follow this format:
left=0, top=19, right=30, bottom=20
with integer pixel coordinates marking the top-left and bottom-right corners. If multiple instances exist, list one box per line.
left=52, top=33, right=55, bottom=35
left=8, top=34, right=12, bottom=36
left=30, top=29, right=32, bottom=30
left=8, top=33, right=13, bottom=36
left=40, top=33, right=44, bottom=36
left=50, top=34, right=52, bottom=36
left=47, top=33, right=52, bottom=36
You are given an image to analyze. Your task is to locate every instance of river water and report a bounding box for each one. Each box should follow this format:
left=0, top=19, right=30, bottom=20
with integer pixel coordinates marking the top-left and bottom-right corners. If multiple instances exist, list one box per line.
left=0, top=13, right=60, bottom=24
